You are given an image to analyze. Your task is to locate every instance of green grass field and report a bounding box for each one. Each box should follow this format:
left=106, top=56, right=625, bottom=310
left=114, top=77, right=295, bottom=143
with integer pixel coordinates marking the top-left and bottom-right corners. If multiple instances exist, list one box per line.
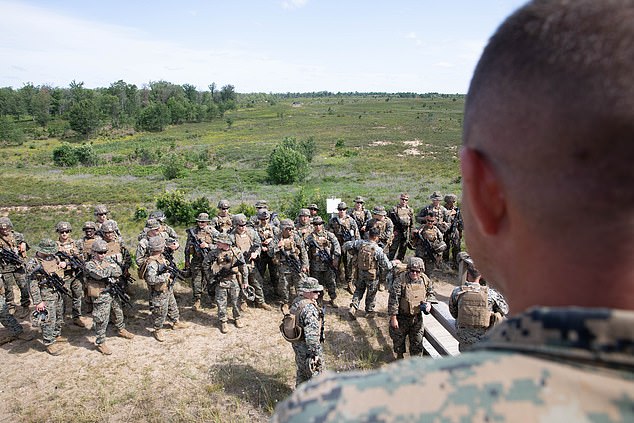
left=0, top=95, right=464, bottom=244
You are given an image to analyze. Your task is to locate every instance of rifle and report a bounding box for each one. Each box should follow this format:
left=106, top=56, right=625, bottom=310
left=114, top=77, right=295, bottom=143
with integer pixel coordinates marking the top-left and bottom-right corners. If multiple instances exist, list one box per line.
left=447, top=208, right=461, bottom=242
left=187, top=228, right=210, bottom=258
left=309, top=238, right=339, bottom=280
left=103, top=277, right=133, bottom=307
left=279, top=248, right=303, bottom=275
left=159, top=250, right=185, bottom=289
left=31, top=266, right=72, bottom=298
left=0, top=247, right=23, bottom=267
left=319, top=305, right=325, bottom=343
left=55, top=250, right=85, bottom=278
left=242, top=243, right=260, bottom=265
left=418, top=231, right=441, bottom=265
left=389, top=210, right=411, bottom=246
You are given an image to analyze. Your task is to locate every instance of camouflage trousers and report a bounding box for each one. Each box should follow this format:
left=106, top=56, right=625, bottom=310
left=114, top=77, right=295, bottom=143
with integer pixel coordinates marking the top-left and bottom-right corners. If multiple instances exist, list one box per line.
left=63, top=275, right=83, bottom=319
left=150, top=287, right=179, bottom=330
left=2, top=269, right=29, bottom=308
left=389, top=313, right=424, bottom=355
left=388, top=230, right=410, bottom=261
left=351, top=271, right=379, bottom=312
left=190, top=260, right=209, bottom=301
left=38, top=288, right=64, bottom=346
left=310, top=268, right=337, bottom=301
left=443, top=233, right=461, bottom=264
left=92, top=291, right=125, bottom=345
left=215, top=280, right=240, bottom=323
left=456, top=327, right=488, bottom=352
left=336, top=250, right=354, bottom=289
left=277, top=265, right=302, bottom=304
left=0, top=294, right=23, bottom=336
left=292, top=342, right=323, bottom=387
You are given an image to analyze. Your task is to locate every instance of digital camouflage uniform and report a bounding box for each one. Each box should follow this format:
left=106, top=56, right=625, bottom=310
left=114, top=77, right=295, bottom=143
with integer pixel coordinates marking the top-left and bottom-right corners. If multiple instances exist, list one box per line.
left=27, top=253, right=65, bottom=347
left=0, top=228, right=30, bottom=311
left=305, top=228, right=340, bottom=304
left=289, top=278, right=324, bottom=387
left=273, top=226, right=309, bottom=304
left=144, top=255, right=180, bottom=331
left=56, top=235, right=83, bottom=320
left=203, top=243, right=248, bottom=328
left=0, top=283, right=28, bottom=342
left=272, top=308, right=634, bottom=422
left=443, top=202, right=463, bottom=265
left=212, top=213, right=233, bottom=234
left=253, top=215, right=280, bottom=298
left=84, top=255, right=126, bottom=347
left=388, top=267, right=435, bottom=357
left=449, top=281, right=509, bottom=351
left=229, top=223, right=268, bottom=307
left=343, top=239, right=392, bottom=314
left=185, top=223, right=217, bottom=305
left=412, top=223, right=445, bottom=277
left=327, top=210, right=359, bottom=289
left=364, top=210, right=394, bottom=289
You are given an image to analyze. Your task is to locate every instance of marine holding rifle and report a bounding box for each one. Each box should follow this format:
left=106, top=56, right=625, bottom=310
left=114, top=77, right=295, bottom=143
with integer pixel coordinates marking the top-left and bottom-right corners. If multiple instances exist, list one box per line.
left=273, top=219, right=309, bottom=305
left=185, top=213, right=217, bottom=311
left=203, top=233, right=248, bottom=334
left=327, top=202, right=358, bottom=291
left=55, top=221, right=87, bottom=328
left=0, top=216, right=31, bottom=318
left=142, top=236, right=188, bottom=342
left=85, top=239, right=134, bottom=356
left=27, top=239, right=68, bottom=356
left=305, top=216, right=340, bottom=308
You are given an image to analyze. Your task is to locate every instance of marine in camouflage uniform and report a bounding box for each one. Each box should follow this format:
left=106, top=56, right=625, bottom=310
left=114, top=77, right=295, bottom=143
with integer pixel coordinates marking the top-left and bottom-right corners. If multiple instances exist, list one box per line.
left=249, top=199, right=281, bottom=228
left=149, top=210, right=179, bottom=241
left=289, top=277, right=325, bottom=387
left=0, top=217, right=30, bottom=317
left=305, top=217, right=340, bottom=307
left=343, top=227, right=392, bottom=318
left=449, top=262, right=508, bottom=352
left=185, top=213, right=218, bottom=311
left=84, top=239, right=134, bottom=355
left=135, top=218, right=168, bottom=269
left=388, top=257, right=436, bottom=358
left=93, top=204, right=122, bottom=240
left=416, top=191, right=449, bottom=229
left=272, top=1, right=634, bottom=420
left=328, top=202, right=359, bottom=290
left=203, top=233, right=248, bottom=333
left=273, top=219, right=309, bottom=305
left=442, top=194, right=463, bottom=266
left=142, top=236, right=188, bottom=342
left=211, top=199, right=233, bottom=234
left=54, top=221, right=86, bottom=327
left=387, top=193, right=414, bottom=261
left=76, top=221, right=98, bottom=314
left=229, top=214, right=272, bottom=310
left=253, top=209, right=280, bottom=300
left=294, top=209, right=312, bottom=244
left=364, top=206, right=394, bottom=291
left=27, top=239, right=66, bottom=355
left=412, top=213, right=446, bottom=277
left=0, top=274, right=34, bottom=345
left=346, top=197, right=371, bottom=292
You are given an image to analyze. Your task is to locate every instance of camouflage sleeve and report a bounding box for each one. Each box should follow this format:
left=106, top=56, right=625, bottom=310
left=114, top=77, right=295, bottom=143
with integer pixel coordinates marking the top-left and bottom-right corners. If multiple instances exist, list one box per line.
left=251, top=229, right=262, bottom=254
left=349, top=219, right=360, bottom=239
left=296, top=235, right=309, bottom=268
left=300, top=303, right=322, bottom=353
left=26, top=259, right=43, bottom=304
left=387, top=273, right=403, bottom=315
left=385, top=219, right=394, bottom=240
left=375, top=248, right=392, bottom=272
left=449, top=286, right=461, bottom=318
left=423, top=273, right=436, bottom=302
left=489, top=288, right=509, bottom=316
left=135, top=239, right=148, bottom=267
left=166, top=225, right=179, bottom=240
left=85, top=260, right=121, bottom=280
left=145, top=260, right=170, bottom=286
left=329, top=233, right=341, bottom=257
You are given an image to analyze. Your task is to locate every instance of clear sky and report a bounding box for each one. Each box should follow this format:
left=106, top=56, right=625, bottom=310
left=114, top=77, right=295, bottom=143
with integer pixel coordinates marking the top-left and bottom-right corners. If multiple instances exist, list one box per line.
left=0, top=0, right=527, bottom=94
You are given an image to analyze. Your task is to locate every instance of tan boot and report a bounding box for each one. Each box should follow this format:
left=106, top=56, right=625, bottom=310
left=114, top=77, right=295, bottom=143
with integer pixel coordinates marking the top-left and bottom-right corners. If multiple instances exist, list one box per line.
left=46, top=342, right=64, bottom=356
left=118, top=328, right=134, bottom=339
left=55, top=335, right=69, bottom=343
left=348, top=305, right=357, bottom=319
left=396, top=352, right=404, bottom=360
left=235, top=318, right=244, bottom=328
left=96, top=343, right=112, bottom=355
left=220, top=322, right=229, bottom=334
left=172, top=320, right=189, bottom=329
left=153, top=329, right=165, bottom=342
left=257, top=302, right=273, bottom=311
left=192, top=299, right=201, bottom=311
left=73, top=317, right=87, bottom=328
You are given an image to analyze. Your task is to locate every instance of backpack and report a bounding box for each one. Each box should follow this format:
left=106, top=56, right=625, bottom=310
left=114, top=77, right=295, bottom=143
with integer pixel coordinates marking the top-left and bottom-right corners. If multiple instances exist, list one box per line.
left=358, top=243, right=377, bottom=274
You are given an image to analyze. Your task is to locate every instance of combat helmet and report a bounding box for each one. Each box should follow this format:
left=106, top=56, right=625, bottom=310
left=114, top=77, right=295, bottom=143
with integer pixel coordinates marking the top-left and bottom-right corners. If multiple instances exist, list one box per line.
left=195, top=213, right=211, bottom=222
left=148, top=236, right=165, bottom=252
left=91, top=239, right=108, bottom=254
left=232, top=214, right=247, bottom=226
left=337, top=202, right=348, bottom=211
left=0, top=217, right=13, bottom=230
left=94, top=205, right=109, bottom=216
left=100, top=220, right=117, bottom=233
left=214, top=232, right=233, bottom=245
left=82, top=221, right=97, bottom=231
left=145, top=218, right=161, bottom=230
left=217, top=199, right=230, bottom=209
left=149, top=210, right=166, bottom=223
left=298, top=208, right=310, bottom=217
left=407, top=256, right=425, bottom=273
left=280, top=219, right=294, bottom=229
left=36, top=238, right=58, bottom=255
left=257, top=209, right=270, bottom=220
left=55, top=222, right=72, bottom=233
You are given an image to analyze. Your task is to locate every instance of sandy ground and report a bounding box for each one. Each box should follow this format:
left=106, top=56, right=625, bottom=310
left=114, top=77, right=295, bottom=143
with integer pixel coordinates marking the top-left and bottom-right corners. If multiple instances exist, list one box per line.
left=0, top=271, right=458, bottom=422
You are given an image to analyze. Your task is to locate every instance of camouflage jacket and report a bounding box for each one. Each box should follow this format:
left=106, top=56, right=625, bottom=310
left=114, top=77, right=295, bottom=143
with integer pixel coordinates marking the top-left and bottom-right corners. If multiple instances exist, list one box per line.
left=290, top=295, right=323, bottom=355
left=272, top=307, right=634, bottom=422
left=388, top=271, right=435, bottom=316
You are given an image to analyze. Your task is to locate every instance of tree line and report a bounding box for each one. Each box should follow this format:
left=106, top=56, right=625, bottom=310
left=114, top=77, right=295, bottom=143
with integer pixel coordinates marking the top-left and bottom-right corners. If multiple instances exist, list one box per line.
left=0, top=80, right=238, bottom=140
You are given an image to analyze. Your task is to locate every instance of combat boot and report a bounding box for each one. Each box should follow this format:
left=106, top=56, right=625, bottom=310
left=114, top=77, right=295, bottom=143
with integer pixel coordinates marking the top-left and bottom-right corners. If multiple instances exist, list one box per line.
left=55, top=335, right=69, bottom=343
left=365, top=310, right=376, bottom=318
left=257, top=302, right=273, bottom=311
left=117, top=328, right=134, bottom=339
left=96, top=343, right=112, bottom=355
left=72, top=317, right=87, bottom=328
left=192, top=299, right=201, bottom=311
left=329, top=299, right=339, bottom=309
left=220, top=322, right=229, bottom=334
left=348, top=305, right=357, bottom=320
left=378, top=284, right=385, bottom=292
left=17, top=330, right=35, bottom=341
left=153, top=329, right=165, bottom=342
left=172, top=320, right=189, bottom=329
left=235, top=318, right=244, bottom=328
left=46, top=342, right=64, bottom=356
left=346, top=281, right=355, bottom=295
left=396, top=352, right=404, bottom=360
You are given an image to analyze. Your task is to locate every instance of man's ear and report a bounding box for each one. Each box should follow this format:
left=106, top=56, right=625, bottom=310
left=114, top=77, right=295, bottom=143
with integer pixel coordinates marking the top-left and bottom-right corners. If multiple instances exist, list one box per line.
left=460, top=147, right=506, bottom=235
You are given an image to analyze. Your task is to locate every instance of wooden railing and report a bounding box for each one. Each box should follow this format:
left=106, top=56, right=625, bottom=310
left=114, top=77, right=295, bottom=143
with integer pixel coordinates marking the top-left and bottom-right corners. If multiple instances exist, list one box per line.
left=423, top=301, right=459, bottom=357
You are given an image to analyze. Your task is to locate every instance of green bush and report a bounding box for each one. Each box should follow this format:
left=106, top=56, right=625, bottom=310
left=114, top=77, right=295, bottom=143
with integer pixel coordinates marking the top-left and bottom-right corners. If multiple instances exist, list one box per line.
left=134, top=207, right=148, bottom=221
left=155, top=190, right=195, bottom=225
left=0, top=117, right=26, bottom=145
left=52, top=143, right=98, bottom=167
left=267, top=144, right=308, bottom=185
left=161, top=153, right=186, bottom=180
left=233, top=202, right=257, bottom=219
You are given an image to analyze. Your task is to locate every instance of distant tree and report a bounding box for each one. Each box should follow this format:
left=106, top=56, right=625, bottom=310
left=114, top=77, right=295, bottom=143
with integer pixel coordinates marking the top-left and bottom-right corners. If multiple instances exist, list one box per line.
left=18, top=83, right=37, bottom=117
left=137, top=102, right=170, bottom=131
left=0, top=87, right=20, bottom=118
left=167, top=97, right=188, bottom=124
left=32, top=87, right=52, bottom=127
left=0, top=117, right=26, bottom=145
left=267, top=144, right=309, bottom=184
left=182, top=83, right=199, bottom=103
left=281, top=136, right=316, bottom=162
left=68, top=98, right=100, bottom=136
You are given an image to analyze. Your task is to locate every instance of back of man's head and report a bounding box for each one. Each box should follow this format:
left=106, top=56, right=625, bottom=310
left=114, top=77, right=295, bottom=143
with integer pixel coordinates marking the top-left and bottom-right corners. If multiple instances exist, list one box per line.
left=461, top=0, right=633, bottom=310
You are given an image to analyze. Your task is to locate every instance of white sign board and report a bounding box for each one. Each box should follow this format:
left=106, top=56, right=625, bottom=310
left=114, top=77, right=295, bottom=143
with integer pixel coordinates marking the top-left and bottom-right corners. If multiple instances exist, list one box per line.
left=326, top=198, right=341, bottom=214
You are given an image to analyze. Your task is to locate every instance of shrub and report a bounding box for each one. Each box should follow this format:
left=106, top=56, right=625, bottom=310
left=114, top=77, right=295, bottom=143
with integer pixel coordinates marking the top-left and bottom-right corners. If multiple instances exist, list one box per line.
left=134, top=207, right=148, bottom=221
left=52, top=144, right=79, bottom=167
left=281, top=136, right=315, bottom=162
left=161, top=153, right=186, bottom=180
left=267, top=145, right=308, bottom=185
left=233, top=202, right=257, bottom=219
left=155, top=190, right=195, bottom=225
left=137, top=102, right=171, bottom=132
left=0, top=117, right=26, bottom=145
left=74, top=144, right=99, bottom=166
